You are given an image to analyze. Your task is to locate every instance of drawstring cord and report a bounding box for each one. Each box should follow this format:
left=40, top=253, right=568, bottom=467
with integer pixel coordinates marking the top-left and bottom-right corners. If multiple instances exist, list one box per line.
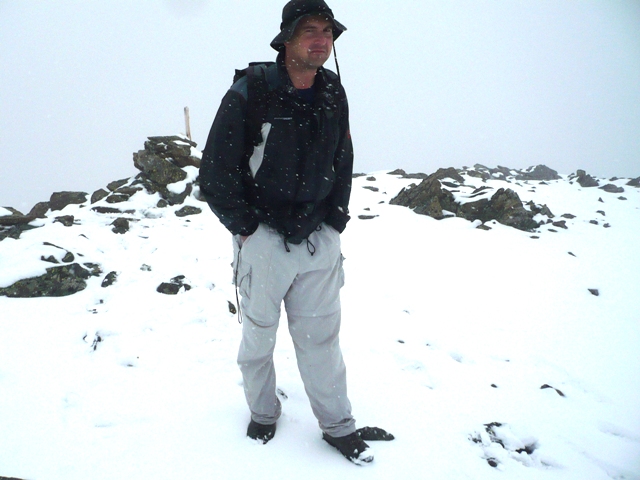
left=234, top=245, right=243, bottom=324
left=283, top=224, right=322, bottom=256
left=306, top=238, right=316, bottom=256
left=333, top=43, right=342, bottom=82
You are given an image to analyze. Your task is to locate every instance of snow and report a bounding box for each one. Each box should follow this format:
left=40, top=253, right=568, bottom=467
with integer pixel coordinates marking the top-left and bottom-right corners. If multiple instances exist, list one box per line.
left=1, top=170, right=639, bottom=480
left=0, top=206, right=12, bottom=217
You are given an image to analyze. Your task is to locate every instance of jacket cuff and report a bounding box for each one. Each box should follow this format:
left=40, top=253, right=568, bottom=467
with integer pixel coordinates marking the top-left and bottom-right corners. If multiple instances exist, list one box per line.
left=325, top=207, right=350, bottom=233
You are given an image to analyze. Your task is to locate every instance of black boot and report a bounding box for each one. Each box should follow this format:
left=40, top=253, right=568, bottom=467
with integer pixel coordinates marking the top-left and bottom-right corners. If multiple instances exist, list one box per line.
left=247, top=420, right=276, bottom=444
left=322, top=431, right=374, bottom=465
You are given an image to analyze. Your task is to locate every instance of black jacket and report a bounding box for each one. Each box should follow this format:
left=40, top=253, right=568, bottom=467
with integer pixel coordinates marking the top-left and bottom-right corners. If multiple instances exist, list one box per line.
left=199, top=53, right=353, bottom=243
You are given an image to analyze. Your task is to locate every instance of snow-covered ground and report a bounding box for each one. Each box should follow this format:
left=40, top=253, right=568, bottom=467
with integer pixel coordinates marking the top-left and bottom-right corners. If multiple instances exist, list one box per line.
left=1, top=169, right=639, bottom=479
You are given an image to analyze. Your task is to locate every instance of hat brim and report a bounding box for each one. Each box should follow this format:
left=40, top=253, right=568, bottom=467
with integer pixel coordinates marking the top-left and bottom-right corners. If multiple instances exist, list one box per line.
left=270, top=15, right=346, bottom=51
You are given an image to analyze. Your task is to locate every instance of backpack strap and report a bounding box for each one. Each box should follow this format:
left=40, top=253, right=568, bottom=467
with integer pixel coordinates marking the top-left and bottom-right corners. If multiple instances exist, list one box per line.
left=234, top=62, right=278, bottom=147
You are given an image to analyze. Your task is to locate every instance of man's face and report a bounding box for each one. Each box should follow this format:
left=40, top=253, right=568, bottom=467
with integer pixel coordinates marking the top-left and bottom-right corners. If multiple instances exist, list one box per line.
left=284, top=15, right=334, bottom=70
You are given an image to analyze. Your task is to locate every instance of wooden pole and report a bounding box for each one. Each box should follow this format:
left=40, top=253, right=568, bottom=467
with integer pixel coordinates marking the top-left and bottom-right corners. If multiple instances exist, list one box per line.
left=184, top=106, right=192, bottom=141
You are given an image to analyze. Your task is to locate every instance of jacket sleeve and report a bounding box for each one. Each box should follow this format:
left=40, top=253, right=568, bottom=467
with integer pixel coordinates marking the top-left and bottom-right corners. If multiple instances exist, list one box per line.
left=325, top=88, right=354, bottom=233
left=199, top=90, right=259, bottom=236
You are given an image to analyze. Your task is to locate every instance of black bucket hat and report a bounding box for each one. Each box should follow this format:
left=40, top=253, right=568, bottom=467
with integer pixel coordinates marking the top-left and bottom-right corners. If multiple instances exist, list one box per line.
left=270, top=0, right=347, bottom=51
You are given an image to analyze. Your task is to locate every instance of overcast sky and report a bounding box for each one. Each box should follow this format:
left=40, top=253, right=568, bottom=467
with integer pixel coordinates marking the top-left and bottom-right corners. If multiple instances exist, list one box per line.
left=1, top=0, right=639, bottom=211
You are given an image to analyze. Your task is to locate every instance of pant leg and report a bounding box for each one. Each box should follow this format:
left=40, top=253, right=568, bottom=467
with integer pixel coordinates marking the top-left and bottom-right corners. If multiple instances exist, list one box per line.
left=285, top=225, right=355, bottom=437
left=236, top=224, right=297, bottom=425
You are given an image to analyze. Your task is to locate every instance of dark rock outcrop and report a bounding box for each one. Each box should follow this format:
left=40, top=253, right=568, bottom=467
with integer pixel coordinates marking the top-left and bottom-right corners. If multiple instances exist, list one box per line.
left=145, top=136, right=201, bottom=169
left=54, top=215, right=75, bottom=227
left=387, top=169, right=429, bottom=180
left=111, top=217, right=130, bottom=234
left=390, top=168, right=546, bottom=231
left=101, top=271, right=118, bottom=288
left=133, top=149, right=187, bottom=186
left=460, top=188, right=540, bottom=231
left=515, top=165, right=561, bottom=181
left=157, top=275, right=192, bottom=295
left=599, top=184, right=624, bottom=193
left=91, top=189, right=109, bottom=204
left=627, top=177, right=639, bottom=187
left=175, top=206, right=202, bottom=217
left=130, top=136, right=202, bottom=206
left=49, top=191, right=88, bottom=211
left=0, top=263, right=101, bottom=298
left=573, top=170, right=600, bottom=188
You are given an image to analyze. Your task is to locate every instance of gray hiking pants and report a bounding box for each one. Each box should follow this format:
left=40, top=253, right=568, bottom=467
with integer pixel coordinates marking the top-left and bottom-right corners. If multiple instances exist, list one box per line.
left=234, top=223, right=355, bottom=437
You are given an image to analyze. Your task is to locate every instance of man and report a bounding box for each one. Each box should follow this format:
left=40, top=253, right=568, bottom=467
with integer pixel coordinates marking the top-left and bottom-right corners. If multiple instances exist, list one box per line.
left=199, top=0, right=373, bottom=465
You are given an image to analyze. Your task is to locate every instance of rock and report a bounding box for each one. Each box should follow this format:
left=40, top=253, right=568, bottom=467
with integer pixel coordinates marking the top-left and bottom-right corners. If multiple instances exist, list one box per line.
left=387, top=168, right=429, bottom=179
left=575, top=171, right=599, bottom=188
left=2, top=207, right=24, bottom=216
left=588, top=288, right=600, bottom=296
left=91, top=206, right=135, bottom=215
left=515, top=165, right=560, bottom=181
left=101, top=271, right=118, bottom=288
left=561, top=213, right=576, bottom=219
left=0, top=224, right=40, bottom=241
left=430, top=167, right=465, bottom=184
left=111, top=217, right=130, bottom=234
left=625, top=176, right=639, bottom=187
left=175, top=206, right=202, bottom=217
left=54, top=215, right=75, bottom=227
left=107, top=178, right=130, bottom=191
left=391, top=171, right=541, bottom=231
left=363, top=186, right=379, bottom=192
left=115, top=186, right=142, bottom=196
left=157, top=275, right=191, bottom=295
left=0, top=263, right=100, bottom=298
left=145, top=136, right=201, bottom=168
left=28, top=202, right=50, bottom=218
left=540, top=384, right=565, bottom=397
left=49, top=191, right=88, bottom=211
left=132, top=172, right=192, bottom=205
left=552, top=220, right=568, bottom=229
left=133, top=150, right=187, bottom=186
left=228, top=301, right=237, bottom=314
left=0, top=212, right=35, bottom=226
left=599, top=184, right=624, bottom=193
left=91, top=188, right=109, bottom=204
left=461, top=188, right=540, bottom=232
left=366, top=176, right=376, bottom=181
left=390, top=169, right=460, bottom=220
left=106, top=194, right=130, bottom=204
left=164, top=183, right=193, bottom=206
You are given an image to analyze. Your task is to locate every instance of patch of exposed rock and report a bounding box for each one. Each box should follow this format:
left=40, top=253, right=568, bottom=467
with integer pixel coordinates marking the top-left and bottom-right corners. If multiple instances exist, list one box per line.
left=0, top=262, right=102, bottom=298
left=569, top=169, right=600, bottom=188
left=390, top=166, right=554, bottom=232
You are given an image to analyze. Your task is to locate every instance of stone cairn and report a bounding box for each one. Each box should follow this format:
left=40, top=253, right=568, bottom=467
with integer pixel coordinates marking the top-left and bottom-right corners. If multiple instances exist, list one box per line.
left=0, top=136, right=205, bottom=297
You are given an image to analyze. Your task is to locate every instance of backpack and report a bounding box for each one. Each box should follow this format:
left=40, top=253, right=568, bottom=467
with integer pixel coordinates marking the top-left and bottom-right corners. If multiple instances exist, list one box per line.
left=233, top=62, right=280, bottom=148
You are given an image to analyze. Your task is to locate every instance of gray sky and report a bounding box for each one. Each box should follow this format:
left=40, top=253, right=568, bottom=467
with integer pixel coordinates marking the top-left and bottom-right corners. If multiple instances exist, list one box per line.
left=2, top=0, right=639, bottom=212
